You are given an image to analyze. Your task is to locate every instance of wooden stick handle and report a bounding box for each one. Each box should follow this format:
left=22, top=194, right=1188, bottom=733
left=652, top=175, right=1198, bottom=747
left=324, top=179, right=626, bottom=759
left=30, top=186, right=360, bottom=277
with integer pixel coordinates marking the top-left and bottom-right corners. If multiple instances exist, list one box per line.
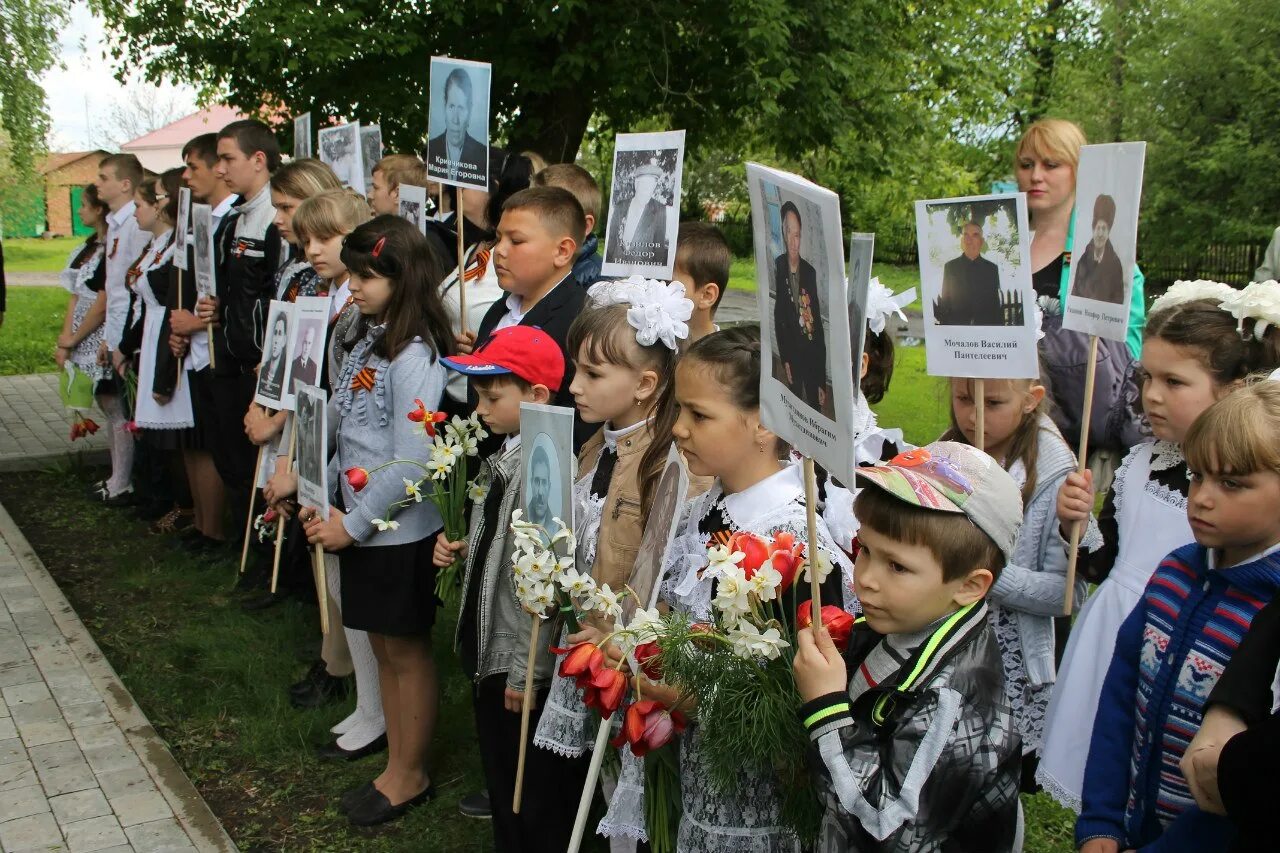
left=271, top=419, right=299, bottom=594
left=567, top=718, right=613, bottom=853
left=315, top=544, right=329, bottom=634
left=1063, top=335, right=1100, bottom=615
left=207, top=323, right=216, bottom=369
left=176, top=268, right=184, bottom=383
left=456, top=191, right=467, bottom=335
left=240, top=444, right=264, bottom=574
left=974, top=378, right=985, bottom=452
left=803, top=457, right=823, bottom=627
left=512, top=615, right=542, bottom=814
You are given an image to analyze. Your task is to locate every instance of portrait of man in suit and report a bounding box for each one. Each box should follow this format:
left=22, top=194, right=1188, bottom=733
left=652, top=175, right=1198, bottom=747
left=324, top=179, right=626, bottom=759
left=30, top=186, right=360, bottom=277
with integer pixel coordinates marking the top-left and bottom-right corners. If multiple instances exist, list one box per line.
left=426, top=67, right=486, bottom=184
left=772, top=200, right=828, bottom=413
left=608, top=156, right=670, bottom=263
left=936, top=220, right=1006, bottom=326
left=256, top=312, right=289, bottom=403
left=290, top=323, right=320, bottom=392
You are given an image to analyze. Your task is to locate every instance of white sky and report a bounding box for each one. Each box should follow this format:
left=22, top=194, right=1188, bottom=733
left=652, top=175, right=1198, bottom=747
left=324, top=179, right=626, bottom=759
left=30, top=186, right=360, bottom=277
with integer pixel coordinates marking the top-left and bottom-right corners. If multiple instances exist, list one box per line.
left=42, top=3, right=198, bottom=151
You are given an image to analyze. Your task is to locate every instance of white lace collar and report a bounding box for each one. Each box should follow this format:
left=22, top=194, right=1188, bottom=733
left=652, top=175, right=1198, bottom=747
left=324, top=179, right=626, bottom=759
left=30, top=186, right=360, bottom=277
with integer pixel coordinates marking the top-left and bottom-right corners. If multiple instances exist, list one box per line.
left=1150, top=440, right=1184, bottom=472
left=720, top=462, right=803, bottom=529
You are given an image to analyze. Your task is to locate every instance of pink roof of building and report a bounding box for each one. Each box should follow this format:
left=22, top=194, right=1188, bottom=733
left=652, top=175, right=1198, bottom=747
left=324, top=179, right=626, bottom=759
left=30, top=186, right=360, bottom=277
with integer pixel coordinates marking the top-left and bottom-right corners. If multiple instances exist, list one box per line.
left=121, top=105, right=249, bottom=150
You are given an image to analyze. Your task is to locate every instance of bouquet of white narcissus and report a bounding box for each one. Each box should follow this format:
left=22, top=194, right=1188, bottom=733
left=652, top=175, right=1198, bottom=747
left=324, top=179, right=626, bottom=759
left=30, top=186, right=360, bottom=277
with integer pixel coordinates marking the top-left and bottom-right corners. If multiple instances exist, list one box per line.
left=343, top=402, right=488, bottom=607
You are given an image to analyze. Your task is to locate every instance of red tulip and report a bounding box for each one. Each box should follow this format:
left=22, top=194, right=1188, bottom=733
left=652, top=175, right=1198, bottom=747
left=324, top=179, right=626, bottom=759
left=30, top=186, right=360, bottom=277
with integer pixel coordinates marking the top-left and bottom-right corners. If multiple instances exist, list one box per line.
left=768, top=532, right=805, bottom=591
left=611, top=700, right=687, bottom=757
left=407, top=399, right=447, bottom=437
left=124, top=421, right=141, bottom=434
left=583, top=667, right=628, bottom=719
left=69, top=423, right=83, bottom=441
left=82, top=418, right=100, bottom=435
left=262, top=508, right=278, bottom=524
left=551, top=642, right=604, bottom=687
left=797, top=601, right=856, bottom=652
left=634, top=641, right=662, bottom=681
left=345, top=467, right=370, bottom=492
left=727, top=531, right=770, bottom=577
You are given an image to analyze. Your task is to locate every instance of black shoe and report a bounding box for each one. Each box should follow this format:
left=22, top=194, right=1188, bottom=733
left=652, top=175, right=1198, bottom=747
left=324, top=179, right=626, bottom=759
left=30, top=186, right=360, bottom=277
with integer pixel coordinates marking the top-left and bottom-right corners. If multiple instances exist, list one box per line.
left=348, top=784, right=436, bottom=827
left=180, top=534, right=225, bottom=556
left=240, top=591, right=286, bottom=612
left=339, top=782, right=376, bottom=815
left=101, top=487, right=136, bottom=507
left=457, top=790, right=492, bottom=819
left=316, top=733, right=387, bottom=762
left=233, top=567, right=269, bottom=594
left=290, top=673, right=351, bottom=709
left=289, top=660, right=328, bottom=698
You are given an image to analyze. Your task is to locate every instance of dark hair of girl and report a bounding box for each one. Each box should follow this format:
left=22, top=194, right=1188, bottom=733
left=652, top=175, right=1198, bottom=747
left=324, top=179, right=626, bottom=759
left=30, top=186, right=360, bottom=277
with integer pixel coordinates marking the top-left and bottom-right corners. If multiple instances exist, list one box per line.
left=80, top=185, right=110, bottom=238
left=683, top=323, right=762, bottom=411
left=158, top=168, right=183, bottom=225
left=567, top=302, right=679, bottom=522
left=340, top=215, right=454, bottom=361
left=861, top=328, right=896, bottom=404
left=1142, top=298, right=1280, bottom=389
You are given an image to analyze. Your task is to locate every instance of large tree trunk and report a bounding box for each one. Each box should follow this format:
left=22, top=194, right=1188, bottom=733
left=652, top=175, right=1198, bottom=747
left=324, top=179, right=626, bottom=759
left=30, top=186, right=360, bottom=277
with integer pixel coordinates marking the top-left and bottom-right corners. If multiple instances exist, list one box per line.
left=1027, top=0, right=1068, bottom=122
left=505, top=89, right=595, bottom=164
left=1110, top=0, right=1128, bottom=142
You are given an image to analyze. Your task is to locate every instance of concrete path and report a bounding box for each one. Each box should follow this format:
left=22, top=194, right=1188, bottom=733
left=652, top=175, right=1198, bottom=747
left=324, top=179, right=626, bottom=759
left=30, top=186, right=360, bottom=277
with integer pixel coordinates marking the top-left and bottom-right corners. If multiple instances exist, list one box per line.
left=0, top=375, right=107, bottom=474
left=3, top=274, right=59, bottom=288
left=0, top=501, right=235, bottom=852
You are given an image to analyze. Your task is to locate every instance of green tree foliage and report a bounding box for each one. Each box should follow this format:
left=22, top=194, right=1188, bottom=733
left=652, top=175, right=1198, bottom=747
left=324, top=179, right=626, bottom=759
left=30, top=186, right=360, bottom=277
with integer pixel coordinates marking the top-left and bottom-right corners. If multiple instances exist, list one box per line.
left=0, top=0, right=67, bottom=171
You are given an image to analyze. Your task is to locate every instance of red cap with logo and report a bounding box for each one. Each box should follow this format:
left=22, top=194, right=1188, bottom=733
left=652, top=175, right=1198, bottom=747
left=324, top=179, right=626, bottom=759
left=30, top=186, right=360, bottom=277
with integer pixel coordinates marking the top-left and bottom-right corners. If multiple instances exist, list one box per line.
left=441, top=326, right=567, bottom=391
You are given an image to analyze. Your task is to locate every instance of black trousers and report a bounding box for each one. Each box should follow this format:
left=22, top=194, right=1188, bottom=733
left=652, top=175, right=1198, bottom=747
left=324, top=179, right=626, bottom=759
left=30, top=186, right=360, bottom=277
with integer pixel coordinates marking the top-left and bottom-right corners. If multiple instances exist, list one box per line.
left=207, top=370, right=260, bottom=521
left=473, top=675, right=591, bottom=853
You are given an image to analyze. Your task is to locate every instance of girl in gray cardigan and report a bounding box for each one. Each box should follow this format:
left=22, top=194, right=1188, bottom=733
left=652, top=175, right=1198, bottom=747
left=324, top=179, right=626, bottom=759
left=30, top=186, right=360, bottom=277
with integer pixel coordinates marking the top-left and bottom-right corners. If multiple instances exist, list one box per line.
left=301, top=216, right=456, bottom=827
left=942, top=377, right=1097, bottom=790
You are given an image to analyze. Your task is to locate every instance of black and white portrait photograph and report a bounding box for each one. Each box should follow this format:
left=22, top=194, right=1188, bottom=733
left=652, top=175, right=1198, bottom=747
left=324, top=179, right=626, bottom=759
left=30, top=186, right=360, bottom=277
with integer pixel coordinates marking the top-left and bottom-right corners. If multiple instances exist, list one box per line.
left=1063, top=142, right=1147, bottom=341
left=847, top=232, right=875, bottom=395
left=360, top=124, right=383, bottom=197
left=294, top=112, right=312, bottom=160
left=601, top=130, right=686, bottom=279
left=191, top=203, right=215, bottom=298
left=426, top=56, right=492, bottom=191
left=173, top=187, right=191, bottom=271
left=318, top=122, right=365, bottom=196
left=281, top=296, right=330, bottom=408
left=398, top=184, right=427, bottom=234
left=915, top=192, right=1038, bottom=379
left=518, top=403, right=575, bottom=536
left=746, top=162, right=857, bottom=480
left=254, top=301, right=294, bottom=409
left=295, top=385, right=329, bottom=516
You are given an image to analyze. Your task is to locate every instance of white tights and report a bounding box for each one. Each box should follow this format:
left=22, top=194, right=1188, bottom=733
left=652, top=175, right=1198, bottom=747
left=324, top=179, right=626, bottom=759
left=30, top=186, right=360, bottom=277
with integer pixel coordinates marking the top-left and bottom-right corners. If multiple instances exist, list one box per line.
left=323, top=554, right=386, bottom=749
left=97, top=392, right=134, bottom=496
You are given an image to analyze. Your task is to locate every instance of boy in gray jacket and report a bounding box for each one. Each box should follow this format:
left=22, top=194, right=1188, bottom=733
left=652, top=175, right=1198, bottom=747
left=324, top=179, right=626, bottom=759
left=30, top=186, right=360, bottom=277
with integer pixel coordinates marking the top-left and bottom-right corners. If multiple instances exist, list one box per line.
left=433, top=325, right=589, bottom=851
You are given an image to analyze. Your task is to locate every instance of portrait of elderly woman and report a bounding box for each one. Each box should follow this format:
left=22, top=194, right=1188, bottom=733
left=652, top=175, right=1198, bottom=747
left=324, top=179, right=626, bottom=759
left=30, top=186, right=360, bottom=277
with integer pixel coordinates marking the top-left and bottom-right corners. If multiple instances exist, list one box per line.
left=1070, top=193, right=1125, bottom=305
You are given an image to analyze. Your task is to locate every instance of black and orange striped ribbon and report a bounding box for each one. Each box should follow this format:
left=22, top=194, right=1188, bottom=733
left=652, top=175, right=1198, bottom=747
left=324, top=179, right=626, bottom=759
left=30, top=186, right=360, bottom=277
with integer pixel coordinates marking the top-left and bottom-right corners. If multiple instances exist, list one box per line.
left=349, top=366, right=376, bottom=392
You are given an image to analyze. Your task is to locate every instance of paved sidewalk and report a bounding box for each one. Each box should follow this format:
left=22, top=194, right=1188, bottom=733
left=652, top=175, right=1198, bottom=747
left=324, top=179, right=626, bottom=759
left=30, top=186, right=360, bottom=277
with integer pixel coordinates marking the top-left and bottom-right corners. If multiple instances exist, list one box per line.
left=0, top=375, right=108, bottom=473
left=0, top=501, right=235, bottom=852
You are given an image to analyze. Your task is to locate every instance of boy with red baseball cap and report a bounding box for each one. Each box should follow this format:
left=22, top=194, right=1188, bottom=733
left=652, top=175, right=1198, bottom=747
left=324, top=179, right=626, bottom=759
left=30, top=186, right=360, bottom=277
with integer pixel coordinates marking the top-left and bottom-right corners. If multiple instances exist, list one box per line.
left=434, top=324, right=589, bottom=845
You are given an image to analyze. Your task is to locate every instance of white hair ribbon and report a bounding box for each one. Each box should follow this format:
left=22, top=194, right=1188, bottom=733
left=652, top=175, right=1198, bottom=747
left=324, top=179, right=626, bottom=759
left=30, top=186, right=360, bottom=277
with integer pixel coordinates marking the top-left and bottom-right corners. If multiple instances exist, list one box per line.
left=587, top=276, right=693, bottom=351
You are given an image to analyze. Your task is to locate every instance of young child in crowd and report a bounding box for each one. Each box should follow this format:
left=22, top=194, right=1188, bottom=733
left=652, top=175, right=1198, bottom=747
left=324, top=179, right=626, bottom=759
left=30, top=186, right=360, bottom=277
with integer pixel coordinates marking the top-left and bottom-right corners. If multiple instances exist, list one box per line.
left=644, top=325, right=855, bottom=850
left=470, top=186, right=589, bottom=439
left=1038, top=282, right=1280, bottom=810
left=295, top=216, right=454, bottom=826
left=671, top=221, right=730, bottom=343
left=55, top=185, right=111, bottom=416
left=432, top=325, right=589, bottom=852
left=942, top=372, right=1091, bottom=790
left=793, top=440, right=1024, bottom=851
left=534, top=276, right=691, bottom=761
left=368, top=154, right=428, bottom=217
left=532, top=163, right=602, bottom=288
left=1077, top=377, right=1280, bottom=852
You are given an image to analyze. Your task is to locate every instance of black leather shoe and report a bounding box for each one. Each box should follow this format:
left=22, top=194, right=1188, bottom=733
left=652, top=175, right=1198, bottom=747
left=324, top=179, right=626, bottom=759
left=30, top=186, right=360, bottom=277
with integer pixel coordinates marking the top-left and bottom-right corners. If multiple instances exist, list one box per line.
left=316, top=733, right=387, bottom=762
left=240, top=591, right=286, bottom=612
left=348, top=784, right=436, bottom=827
left=457, top=790, right=492, bottom=819
left=290, top=673, right=351, bottom=709
left=339, top=782, right=375, bottom=815
left=289, top=660, right=328, bottom=697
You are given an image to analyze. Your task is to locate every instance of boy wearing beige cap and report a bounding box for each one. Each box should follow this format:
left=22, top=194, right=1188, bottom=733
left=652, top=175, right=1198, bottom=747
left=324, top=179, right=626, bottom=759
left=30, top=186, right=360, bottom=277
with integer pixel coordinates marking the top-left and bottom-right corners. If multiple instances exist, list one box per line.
left=794, top=441, right=1024, bottom=852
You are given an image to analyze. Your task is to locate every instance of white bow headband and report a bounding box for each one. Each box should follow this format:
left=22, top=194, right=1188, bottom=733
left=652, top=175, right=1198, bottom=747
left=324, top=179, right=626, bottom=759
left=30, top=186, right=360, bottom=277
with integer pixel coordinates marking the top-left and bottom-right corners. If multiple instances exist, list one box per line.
left=587, top=276, right=694, bottom=351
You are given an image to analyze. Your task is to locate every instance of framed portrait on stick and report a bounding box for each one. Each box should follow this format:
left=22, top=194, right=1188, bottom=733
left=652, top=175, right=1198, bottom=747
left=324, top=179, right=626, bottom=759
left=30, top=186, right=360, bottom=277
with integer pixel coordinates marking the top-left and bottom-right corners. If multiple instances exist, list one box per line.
left=319, top=122, right=366, bottom=195
left=1062, top=142, right=1147, bottom=338
left=426, top=56, right=492, bottom=192
left=847, top=232, right=875, bottom=399
left=398, top=184, right=428, bottom=234
left=294, top=112, right=312, bottom=160
left=173, top=188, right=191, bottom=271
left=915, top=192, right=1038, bottom=380
left=282, top=296, right=330, bottom=409
left=601, top=130, right=686, bottom=279
left=295, top=384, right=331, bottom=633
left=360, top=124, right=384, bottom=197
left=254, top=301, right=295, bottom=409
left=191, top=203, right=216, bottom=299
left=518, top=403, right=575, bottom=540
left=746, top=162, right=858, bottom=482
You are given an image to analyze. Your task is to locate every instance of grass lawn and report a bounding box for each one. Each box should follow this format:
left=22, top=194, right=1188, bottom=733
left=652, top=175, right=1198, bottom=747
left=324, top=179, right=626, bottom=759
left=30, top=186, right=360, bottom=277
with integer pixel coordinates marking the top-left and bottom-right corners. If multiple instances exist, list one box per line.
left=1, top=285, right=68, bottom=375
left=4, top=236, right=79, bottom=272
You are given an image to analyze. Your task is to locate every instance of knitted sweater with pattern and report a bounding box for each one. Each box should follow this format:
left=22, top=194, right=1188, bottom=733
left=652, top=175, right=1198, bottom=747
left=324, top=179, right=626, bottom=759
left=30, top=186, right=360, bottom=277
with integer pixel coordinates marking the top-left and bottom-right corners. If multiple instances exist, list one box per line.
left=1077, top=543, right=1280, bottom=851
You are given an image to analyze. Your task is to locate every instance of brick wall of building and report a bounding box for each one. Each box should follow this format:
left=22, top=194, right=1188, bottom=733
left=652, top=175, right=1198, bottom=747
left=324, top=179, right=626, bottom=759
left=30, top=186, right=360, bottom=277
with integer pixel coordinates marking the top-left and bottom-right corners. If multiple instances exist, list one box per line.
left=44, top=155, right=106, bottom=236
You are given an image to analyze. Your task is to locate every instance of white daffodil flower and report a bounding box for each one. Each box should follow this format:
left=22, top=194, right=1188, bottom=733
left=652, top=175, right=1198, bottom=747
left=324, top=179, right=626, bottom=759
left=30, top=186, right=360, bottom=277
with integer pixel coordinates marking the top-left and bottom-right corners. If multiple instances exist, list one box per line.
left=467, top=478, right=490, bottom=503
left=593, top=583, right=625, bottom=622
left=557, top=568, right=598, bottom=602
left=712, top=564, right=752, bottom=620
left=426, top=457, right=451, bottom=481
left=802, top=551, right=834, bottom=584
left=705, top=543, right=745, bottom=576
left=371, top=518, right=400, bottom=532
left=749, top=564, right=784, bottom=602
left=625, top=607, right=663, bottom=644
left=727, top=621, right=790, bottom=661
left=403, top=478, right=424, bottom=502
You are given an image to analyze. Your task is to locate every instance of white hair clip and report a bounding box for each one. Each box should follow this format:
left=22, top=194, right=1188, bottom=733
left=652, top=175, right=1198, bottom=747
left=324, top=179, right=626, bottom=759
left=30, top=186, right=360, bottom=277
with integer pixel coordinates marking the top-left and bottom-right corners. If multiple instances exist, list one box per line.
left=864, top=277, right=916, bottom=336
left=1219, top=280, right=1280, bottom=341
left=1148, top=279, right=1236, bottom=315
left=587, top=275, right=693, bottom=351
